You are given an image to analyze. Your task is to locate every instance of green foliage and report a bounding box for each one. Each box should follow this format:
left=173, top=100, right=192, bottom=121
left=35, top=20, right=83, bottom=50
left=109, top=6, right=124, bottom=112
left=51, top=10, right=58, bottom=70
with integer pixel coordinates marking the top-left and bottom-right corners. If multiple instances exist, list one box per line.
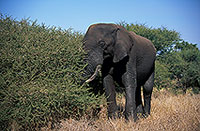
left=0, top=15, right=103, bottom=130
left=159, top=47, right=200, bottom=93
left=174, top=40, right=198, bottom=51
left=154, top=61, right=175, bottom=90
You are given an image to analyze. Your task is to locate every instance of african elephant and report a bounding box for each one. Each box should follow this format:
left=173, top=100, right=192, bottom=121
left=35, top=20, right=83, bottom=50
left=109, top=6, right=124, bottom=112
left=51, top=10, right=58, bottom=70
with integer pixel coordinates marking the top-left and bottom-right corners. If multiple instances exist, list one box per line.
left=82, top=23, right=156, bottom=121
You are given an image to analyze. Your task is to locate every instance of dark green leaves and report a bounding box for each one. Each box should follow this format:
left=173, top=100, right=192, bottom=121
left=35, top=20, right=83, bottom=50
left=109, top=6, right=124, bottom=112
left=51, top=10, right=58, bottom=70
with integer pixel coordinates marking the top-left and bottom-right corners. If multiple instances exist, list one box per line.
left=0, top=14, right=103, bottom=130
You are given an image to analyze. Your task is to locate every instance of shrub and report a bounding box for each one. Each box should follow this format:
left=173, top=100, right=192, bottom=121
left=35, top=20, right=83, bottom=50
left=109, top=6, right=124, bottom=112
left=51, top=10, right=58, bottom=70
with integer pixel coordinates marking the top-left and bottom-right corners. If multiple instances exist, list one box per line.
left=154, top=61, right=175, bottom=90
left=0, top=15, right=103, bottom=130
left=160, top=49, right=200, bottom=93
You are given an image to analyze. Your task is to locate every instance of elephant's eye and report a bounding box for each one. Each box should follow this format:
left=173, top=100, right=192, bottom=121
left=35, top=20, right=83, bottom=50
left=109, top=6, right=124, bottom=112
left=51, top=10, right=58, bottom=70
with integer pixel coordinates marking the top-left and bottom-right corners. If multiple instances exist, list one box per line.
left=99, top=40, right=106, bottom=47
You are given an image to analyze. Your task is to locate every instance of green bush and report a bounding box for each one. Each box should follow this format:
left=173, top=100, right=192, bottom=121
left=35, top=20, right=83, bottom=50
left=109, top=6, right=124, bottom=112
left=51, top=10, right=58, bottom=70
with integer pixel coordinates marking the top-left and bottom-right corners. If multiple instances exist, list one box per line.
left=154, top=61, right=175, bottom=90
left=0, top=15, right=103, bottom=130
left=159, top=48, right=200, bottom=93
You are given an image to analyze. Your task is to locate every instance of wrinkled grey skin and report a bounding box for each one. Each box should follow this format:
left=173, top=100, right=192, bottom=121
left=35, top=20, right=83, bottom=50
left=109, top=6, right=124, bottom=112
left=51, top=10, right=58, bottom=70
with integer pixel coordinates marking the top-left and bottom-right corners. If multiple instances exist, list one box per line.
left=83, top=23, right=156, bottom=121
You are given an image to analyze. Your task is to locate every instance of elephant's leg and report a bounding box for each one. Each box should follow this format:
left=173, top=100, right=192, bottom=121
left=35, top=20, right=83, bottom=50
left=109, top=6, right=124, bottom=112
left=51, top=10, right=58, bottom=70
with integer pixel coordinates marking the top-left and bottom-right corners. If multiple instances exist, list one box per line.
left=103, top=74, right=118, bottom=119
left=143, top=71, right=154, bottom=116
left=122, top=66, right=137, bottom=121
left=136, top=86, right=144, bottom=115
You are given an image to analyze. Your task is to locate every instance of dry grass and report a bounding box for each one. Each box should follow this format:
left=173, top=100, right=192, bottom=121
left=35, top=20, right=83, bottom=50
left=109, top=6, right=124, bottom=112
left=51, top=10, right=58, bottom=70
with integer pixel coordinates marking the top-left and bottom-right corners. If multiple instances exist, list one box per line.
left=46, top=90, right=200, bottom=131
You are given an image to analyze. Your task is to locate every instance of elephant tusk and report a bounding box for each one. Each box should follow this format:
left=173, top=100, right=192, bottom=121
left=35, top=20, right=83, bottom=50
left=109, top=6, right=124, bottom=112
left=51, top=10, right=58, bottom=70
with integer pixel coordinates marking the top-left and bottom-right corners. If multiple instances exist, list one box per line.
left=85, top=65, right=102, bottom=83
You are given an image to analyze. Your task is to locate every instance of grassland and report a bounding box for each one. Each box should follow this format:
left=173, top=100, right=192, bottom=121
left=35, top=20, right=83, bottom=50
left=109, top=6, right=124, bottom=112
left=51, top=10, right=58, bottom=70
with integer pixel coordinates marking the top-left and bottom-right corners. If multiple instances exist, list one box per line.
left=50, top=89, right=200, bottom=131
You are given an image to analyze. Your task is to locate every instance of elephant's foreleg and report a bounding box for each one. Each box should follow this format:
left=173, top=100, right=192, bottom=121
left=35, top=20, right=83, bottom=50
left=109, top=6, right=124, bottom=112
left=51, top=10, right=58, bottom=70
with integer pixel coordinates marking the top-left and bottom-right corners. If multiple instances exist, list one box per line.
left=103, top=74, right=118, bottom=119
left=122, top=57, right=138, bottom=121
left=143, top=71, right=154, bottom=116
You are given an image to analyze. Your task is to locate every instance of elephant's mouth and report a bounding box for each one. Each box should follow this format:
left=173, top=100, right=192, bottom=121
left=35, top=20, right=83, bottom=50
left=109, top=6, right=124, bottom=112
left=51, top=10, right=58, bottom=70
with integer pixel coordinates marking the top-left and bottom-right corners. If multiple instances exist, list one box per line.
left=85, top=65, right=102, bottom=83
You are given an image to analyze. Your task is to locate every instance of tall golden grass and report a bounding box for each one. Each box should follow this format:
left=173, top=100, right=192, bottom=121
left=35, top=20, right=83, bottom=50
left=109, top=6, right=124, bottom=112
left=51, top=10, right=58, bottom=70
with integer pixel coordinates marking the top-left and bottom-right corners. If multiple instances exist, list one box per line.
left=52, top=89, right=200, bottom=131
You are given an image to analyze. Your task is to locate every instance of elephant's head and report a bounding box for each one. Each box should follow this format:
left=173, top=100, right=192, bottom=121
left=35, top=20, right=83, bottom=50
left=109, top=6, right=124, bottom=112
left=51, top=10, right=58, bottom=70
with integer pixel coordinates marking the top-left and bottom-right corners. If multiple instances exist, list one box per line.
left=83, top=23, right=133, bottom=83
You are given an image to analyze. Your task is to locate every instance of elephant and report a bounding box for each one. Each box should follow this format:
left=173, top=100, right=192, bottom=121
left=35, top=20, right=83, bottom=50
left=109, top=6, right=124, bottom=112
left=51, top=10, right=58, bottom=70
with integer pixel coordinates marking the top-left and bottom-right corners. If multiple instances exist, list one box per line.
left=82, top=23, right=156, bottom=121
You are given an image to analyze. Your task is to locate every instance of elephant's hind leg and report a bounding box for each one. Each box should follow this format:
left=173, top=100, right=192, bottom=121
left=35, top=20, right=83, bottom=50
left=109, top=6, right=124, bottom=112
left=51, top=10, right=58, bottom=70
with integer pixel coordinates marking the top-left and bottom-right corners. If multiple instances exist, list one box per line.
left=143, top=71, right=154, bottom=116
left=136, top=86, right=144, bottom=115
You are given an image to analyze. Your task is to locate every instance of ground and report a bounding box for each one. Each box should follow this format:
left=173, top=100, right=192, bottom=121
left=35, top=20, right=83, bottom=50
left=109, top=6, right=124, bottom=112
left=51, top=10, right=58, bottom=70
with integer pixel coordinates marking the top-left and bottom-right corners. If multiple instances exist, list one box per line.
left=43, top=89, right=200, bottom=131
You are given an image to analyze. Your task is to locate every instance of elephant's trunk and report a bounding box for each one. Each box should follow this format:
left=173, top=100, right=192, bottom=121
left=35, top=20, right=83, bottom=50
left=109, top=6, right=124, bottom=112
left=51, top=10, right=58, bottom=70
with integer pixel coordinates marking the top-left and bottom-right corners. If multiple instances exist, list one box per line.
left=82, top=45, right=103, bottom=84
left=85, top=65, right=102, bottom=83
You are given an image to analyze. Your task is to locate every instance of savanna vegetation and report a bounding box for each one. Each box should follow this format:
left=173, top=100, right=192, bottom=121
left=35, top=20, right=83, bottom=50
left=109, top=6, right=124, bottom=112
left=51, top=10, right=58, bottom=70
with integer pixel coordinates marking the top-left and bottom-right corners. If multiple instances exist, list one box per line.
left=0, top=15, right=200, bottom=130
left=57, top=90, right=200, bottom=131
left=0, top=15, right=103, bottom=130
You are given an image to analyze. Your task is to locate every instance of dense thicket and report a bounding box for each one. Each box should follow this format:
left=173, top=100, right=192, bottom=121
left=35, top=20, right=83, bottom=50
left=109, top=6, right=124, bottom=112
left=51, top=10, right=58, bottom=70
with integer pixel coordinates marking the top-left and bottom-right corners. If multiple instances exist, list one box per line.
left=0, top=15, right=103, bottom=130
left=120, top=22, right=200, bottom=93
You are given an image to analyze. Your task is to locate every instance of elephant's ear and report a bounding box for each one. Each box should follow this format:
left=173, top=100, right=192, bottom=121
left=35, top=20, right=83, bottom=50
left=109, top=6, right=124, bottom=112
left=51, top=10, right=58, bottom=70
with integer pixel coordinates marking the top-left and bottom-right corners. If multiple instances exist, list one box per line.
left=113, top=26, right=133, bottom=63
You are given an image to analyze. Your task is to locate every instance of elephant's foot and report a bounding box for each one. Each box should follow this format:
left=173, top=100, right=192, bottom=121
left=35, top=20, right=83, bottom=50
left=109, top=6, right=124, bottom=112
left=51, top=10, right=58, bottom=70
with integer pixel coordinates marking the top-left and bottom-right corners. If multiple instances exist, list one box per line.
left=124, top=110, right=138, bottom=122
left=107, top=105, right=118, bottom=119
left=136, top=104, right=145, bottom=118
left=143, top=104, right=151, bottom=118
left=108, top=112, right=118, bottom=119
left=108, top=105, right=124, bottom=119
left=124, top=105, right=145, bottom=121
left=136, top=104, right=144, bottom=114
left=142, top=110, right=150, bottom=118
